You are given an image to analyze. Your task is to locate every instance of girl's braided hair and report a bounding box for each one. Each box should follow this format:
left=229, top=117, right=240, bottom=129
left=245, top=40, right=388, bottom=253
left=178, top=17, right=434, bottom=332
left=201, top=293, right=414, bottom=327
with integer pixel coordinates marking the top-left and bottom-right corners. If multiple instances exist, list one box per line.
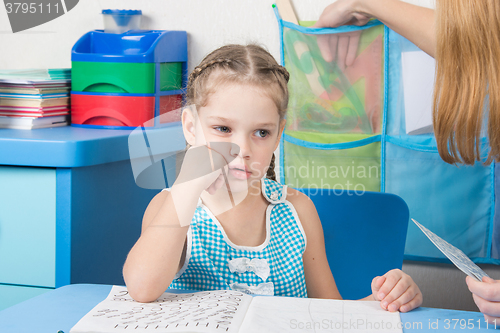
left=186, top=44, right=289, bottom=181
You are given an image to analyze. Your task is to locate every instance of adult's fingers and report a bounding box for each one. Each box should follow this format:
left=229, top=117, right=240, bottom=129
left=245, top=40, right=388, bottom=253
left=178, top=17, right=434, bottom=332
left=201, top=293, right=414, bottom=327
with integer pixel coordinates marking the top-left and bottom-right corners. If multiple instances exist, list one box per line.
left=337, top=35, right=350, bottom=70
left=483, top=313, right=500, bottom=325
left=472, top=292, right=500, bottom=318
left=329, top=35, right=339, bottom=63
left=466, top=276, right=500, bottom=301
left=345, top=32, right=360, bottom=67
left=317, top=34, right=334, bottom=63
left=314, top=0, right=365, bottom=29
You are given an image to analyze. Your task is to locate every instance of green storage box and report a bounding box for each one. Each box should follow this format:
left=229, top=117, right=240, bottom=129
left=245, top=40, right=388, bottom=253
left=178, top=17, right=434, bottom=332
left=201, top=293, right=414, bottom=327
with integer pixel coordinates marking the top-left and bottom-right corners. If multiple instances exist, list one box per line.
left=72, top=61, right=182, bottom=94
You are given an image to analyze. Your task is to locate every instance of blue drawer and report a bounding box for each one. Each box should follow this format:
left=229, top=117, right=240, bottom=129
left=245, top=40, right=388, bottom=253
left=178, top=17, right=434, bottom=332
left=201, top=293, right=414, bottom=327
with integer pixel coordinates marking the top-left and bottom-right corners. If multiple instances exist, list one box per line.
left=0, top=166, right=56, bottom=287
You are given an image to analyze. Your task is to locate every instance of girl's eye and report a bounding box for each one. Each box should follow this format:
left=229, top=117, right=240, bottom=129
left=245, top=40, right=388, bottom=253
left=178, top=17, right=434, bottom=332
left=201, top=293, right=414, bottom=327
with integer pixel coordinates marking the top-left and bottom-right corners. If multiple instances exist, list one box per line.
left=255, top=130, right=269, bottom=138
left=215, top=126, right=230, bottom=133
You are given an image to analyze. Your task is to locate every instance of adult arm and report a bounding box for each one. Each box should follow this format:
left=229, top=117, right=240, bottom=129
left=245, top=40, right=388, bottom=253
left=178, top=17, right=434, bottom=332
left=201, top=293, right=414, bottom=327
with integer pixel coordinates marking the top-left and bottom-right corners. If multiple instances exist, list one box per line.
left=314, top=0, right=436, bottom=58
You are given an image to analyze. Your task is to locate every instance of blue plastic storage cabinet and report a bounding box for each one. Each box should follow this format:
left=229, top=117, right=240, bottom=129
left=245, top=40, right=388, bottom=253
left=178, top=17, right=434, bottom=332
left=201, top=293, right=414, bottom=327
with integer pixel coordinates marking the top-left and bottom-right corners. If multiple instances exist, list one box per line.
left=71, top=30, right=187, bottom=129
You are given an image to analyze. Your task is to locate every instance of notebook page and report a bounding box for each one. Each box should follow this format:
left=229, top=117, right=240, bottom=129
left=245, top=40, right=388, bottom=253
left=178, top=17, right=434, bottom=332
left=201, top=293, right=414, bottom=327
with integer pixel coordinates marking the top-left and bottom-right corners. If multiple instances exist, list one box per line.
left=239, top=296, right=402, bottom=333
left=70, top=286, right=253, bottom=332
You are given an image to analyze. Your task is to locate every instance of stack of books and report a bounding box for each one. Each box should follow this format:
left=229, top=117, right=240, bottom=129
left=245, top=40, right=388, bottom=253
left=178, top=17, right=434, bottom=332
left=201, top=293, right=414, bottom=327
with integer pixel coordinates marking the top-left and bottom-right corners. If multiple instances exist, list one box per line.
left=0, top=69, right=71, bottom=129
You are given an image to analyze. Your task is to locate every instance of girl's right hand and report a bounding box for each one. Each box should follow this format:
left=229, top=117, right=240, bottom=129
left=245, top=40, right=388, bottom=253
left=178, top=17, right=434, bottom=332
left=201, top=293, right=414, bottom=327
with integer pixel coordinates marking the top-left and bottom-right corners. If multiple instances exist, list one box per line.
left=168, top=144, right=235, bottom=228
left=173, top=145, right=230, bottom=195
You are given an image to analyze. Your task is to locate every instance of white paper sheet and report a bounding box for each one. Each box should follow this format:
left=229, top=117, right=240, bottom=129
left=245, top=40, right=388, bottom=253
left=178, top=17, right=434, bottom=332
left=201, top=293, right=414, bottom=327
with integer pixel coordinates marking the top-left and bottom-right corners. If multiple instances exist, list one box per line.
left=239, top=296, right=402, bottom=333
left=412, top=219, right=489, bottom=281
left=401, top=51, right=436, bottom=135
left=71, top=288, right=405, bottom=333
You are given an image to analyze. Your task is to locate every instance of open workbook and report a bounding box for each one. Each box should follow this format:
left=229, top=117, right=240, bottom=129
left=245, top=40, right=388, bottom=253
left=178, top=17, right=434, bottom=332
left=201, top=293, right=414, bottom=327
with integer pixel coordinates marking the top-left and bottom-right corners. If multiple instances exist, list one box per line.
left=70, top=286, right=403, bottom=333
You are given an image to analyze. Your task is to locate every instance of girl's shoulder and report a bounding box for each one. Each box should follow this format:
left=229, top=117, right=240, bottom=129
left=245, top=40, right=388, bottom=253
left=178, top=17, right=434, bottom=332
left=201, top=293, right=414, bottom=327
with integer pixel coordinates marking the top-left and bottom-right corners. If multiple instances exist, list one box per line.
left=285, top=187, right=316, bottom=216
left=284, top=186, right=323, bottom=244
left=261, top=178, right=317, bottom=223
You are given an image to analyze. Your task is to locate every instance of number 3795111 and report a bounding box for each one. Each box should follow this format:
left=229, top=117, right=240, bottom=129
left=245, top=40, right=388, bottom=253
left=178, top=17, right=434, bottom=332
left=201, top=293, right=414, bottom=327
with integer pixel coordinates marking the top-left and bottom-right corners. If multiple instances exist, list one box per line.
left=5, top=2, right=60, bottom=14
left=443, top=318, right=497, bottom=330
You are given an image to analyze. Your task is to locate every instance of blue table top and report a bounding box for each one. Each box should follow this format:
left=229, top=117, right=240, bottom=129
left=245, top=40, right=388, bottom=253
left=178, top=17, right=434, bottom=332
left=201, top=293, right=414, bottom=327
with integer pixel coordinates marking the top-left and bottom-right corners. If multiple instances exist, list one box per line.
left=0, top=124, right=185, bottom=168
left=0, top=284, right=491, bottom=333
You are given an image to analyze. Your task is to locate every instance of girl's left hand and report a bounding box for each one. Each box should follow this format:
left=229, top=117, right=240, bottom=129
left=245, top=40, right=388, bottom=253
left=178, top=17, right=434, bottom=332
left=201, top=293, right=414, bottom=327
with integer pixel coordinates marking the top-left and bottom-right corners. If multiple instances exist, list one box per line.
left=371, top=269, right=423, bottom=312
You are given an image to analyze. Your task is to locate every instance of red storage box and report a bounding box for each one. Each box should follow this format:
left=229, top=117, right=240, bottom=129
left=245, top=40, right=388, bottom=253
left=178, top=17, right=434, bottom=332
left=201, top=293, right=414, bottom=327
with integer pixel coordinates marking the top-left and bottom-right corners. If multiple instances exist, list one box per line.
left=71, top=94, right=182, bottom=127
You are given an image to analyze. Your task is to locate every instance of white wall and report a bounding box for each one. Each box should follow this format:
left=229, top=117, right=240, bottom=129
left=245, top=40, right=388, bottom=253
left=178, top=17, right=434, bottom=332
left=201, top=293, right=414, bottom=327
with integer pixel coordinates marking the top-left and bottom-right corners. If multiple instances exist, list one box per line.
left=4, top=0, right=499, bottom=312
left=0, top=0, right=434, bottom=70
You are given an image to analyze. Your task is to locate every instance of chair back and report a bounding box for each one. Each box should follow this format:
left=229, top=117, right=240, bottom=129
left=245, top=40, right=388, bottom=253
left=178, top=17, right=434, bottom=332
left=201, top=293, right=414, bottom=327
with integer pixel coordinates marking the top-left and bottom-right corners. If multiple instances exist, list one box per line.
left=298, top=189, right=409, bottom=300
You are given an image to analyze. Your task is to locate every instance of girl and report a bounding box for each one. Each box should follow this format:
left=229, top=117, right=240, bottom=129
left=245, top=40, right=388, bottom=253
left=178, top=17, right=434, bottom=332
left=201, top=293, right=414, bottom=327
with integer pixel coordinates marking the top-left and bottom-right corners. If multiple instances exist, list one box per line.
left=123, top=44, right=423, bottom=313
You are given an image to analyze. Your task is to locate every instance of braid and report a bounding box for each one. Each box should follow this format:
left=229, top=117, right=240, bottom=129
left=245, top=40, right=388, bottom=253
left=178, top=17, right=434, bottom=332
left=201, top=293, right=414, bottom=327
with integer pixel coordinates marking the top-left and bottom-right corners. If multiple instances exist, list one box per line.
left=270, top=65, right=290, bottom=83
left=188, top=58, right=233, bottom=83
left=266, top=153, right=277, bottom=181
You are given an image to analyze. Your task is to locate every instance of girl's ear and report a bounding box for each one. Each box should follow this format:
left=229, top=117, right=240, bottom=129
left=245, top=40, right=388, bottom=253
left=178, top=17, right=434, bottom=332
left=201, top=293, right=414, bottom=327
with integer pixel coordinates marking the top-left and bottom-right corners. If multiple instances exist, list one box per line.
left=182, top=106, right=197, bottom=146
left=274, top=118, right=287, bottom=151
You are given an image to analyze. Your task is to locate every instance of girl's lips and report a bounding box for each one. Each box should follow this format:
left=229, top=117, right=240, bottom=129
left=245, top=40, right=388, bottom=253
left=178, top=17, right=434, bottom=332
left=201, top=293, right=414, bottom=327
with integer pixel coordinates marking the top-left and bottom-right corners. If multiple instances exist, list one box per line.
left=228, top=166, right=252, bottom=180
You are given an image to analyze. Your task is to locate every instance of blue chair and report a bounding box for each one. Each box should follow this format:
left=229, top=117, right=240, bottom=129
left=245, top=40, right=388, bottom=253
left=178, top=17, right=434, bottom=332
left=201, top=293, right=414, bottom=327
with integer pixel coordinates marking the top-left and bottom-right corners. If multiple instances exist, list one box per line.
left=298, top=188, right=409, bottom=300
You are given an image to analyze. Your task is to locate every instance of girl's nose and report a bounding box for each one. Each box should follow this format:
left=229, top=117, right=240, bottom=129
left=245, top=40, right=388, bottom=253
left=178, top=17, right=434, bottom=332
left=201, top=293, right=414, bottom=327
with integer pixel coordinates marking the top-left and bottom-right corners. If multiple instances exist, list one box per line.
left=230, top=136, right=251, bottom=158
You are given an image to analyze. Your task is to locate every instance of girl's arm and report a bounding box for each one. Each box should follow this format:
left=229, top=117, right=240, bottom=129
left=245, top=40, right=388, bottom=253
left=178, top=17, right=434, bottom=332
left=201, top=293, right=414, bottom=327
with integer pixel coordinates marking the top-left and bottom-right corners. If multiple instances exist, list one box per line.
left=289, top=188, right=422, bottom=312
left=287, top=188, right=342, bottom=299
left=122, top=184, right=199, bottom=303
left=123, top=146, right=226, bottom=302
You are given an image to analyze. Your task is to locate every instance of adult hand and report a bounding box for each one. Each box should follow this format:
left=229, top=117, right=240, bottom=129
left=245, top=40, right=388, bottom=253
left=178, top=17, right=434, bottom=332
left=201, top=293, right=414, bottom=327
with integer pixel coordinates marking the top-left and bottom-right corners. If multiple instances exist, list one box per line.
left=314, top=0, right=371, bottom=28
left=313, top=0, right=371, bottom=68
left=372, top=269, right=423, bottom=312
left=466, top=276, right=500, bottom=324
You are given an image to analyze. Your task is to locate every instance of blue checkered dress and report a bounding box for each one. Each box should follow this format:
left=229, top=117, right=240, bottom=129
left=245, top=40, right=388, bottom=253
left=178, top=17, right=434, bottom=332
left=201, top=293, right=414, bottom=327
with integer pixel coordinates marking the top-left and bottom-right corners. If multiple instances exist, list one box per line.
left=169, top=178, right=308, bottom=297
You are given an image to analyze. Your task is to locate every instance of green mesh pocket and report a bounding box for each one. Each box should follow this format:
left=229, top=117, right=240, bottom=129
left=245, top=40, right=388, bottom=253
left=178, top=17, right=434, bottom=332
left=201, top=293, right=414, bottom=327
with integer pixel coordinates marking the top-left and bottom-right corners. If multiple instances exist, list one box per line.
left=283, top=25, right=384, bottom=135
left=283, top=133, right=381, bottom=192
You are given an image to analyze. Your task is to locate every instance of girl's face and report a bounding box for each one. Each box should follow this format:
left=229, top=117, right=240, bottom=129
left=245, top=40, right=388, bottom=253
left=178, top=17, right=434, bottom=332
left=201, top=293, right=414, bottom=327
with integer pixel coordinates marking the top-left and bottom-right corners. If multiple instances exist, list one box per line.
left=183, top=83, right=285, bottom=192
